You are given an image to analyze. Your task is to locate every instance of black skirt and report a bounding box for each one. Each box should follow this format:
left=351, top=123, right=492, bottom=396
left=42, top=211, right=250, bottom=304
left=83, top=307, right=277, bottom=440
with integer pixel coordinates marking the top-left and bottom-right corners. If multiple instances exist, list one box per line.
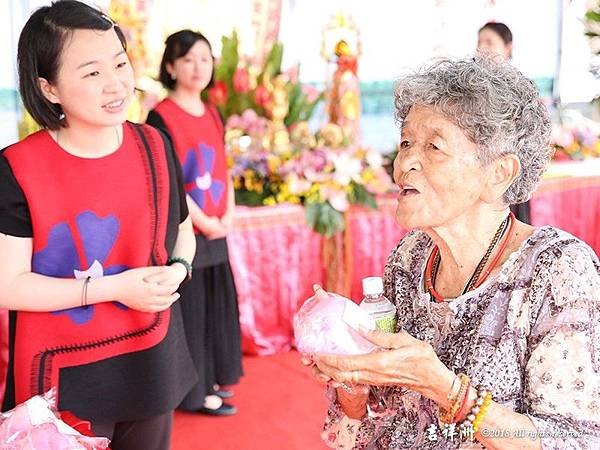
left=178, top=236, right=243, bottom=411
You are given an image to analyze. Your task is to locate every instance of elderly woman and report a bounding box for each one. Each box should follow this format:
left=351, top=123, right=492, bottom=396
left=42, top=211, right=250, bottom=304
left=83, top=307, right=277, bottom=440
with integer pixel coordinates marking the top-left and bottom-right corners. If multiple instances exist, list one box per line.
left=306, top=56, right=600, bottom=449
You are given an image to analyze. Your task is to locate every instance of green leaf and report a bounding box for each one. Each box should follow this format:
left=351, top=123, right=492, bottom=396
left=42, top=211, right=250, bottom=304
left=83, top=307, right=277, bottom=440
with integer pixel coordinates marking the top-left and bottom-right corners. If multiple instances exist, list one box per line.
left=348, top=183, right=377, bottom=209
left=299, top=91, right=325, bottom=122
left=585, top=10, right=600, bottom=22
left=216, top=32, right=239, bottom=85
left=260, top=42, right=284, bottom=82
left=305, top=201, right=346, bottom=236
left=234, top=188, right=268, bottom=206
left=285, top=84, right=304, bottom=127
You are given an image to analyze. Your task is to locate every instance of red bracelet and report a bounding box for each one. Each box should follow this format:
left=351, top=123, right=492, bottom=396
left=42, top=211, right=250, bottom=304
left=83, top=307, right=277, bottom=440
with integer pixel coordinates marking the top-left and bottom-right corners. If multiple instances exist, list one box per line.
left=452, top=382, right=472, bottom=423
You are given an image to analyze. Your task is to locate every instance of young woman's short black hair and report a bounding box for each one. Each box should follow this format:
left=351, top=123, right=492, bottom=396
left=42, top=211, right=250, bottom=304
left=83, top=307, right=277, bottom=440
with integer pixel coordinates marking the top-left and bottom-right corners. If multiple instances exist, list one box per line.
left=17, top=0, right=127, bottom=130
left=158, top=30, right=214, bottom=90
left=479, top=22, right=513, bottom=46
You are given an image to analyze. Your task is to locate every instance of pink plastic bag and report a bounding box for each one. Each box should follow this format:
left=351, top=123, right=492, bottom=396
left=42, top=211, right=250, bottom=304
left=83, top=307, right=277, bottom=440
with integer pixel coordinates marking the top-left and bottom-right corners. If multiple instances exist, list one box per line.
left=294, top=290, right=379, bottom=355
left=0, top=389, right=110, bottom=449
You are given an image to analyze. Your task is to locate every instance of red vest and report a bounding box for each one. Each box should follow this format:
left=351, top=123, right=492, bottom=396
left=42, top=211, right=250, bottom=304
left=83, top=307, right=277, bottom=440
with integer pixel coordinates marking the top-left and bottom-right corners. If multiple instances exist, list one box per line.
left=3, top=123, right=172, bottom=405
left=152, top=99, right=228, bottom=220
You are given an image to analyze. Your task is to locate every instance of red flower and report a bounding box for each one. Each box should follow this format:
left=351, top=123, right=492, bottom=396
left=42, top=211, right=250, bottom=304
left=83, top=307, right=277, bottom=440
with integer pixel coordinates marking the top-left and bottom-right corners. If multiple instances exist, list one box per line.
left=208, top=80, right=228, bottom=106
left=233, top=67, right=250, bottom=93
left=254, top=84, right=271, bottom=108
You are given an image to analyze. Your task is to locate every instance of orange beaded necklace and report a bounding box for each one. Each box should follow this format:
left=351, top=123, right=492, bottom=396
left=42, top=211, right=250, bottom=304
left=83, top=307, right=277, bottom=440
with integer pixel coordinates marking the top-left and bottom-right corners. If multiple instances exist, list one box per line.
left=425, top=212, right=516, bottom=302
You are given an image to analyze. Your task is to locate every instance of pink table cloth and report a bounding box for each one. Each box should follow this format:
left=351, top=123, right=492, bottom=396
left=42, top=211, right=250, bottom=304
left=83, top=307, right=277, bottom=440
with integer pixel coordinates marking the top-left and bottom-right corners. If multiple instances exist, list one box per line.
left=227, top=204, right=324, bottom=355
left=530, top=177, right=600, bottom=257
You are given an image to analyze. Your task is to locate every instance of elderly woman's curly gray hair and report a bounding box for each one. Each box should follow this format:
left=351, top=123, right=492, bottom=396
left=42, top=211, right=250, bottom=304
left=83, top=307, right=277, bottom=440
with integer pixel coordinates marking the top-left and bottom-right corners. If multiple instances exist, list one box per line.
left=394, top=55, right=552, bottom=205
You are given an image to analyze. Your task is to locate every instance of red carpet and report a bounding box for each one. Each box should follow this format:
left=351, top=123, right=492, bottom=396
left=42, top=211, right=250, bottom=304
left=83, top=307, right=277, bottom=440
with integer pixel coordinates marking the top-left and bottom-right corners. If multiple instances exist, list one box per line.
left=171, top=350, right=329, bottom=450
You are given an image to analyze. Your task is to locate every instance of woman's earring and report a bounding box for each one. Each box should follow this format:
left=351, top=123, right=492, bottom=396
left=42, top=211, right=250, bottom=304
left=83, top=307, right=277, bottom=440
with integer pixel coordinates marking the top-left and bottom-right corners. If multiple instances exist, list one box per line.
left=170, top=73, right=176, bottom=81
left=58, top=112, right=65, bottom=120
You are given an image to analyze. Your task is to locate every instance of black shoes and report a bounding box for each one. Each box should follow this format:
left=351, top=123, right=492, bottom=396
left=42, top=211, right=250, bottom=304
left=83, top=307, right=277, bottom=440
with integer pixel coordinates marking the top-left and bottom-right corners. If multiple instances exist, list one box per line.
left=198, top=402, right=237, bottom=416
left=215, top=389, right=234, bottom=399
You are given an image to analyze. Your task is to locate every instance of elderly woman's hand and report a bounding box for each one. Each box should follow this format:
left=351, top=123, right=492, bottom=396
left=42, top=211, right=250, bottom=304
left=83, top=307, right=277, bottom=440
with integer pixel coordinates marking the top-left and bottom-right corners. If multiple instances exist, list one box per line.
left=301, top=354, right=370, bottom=419
left=313, top=328, right=457, bottom=411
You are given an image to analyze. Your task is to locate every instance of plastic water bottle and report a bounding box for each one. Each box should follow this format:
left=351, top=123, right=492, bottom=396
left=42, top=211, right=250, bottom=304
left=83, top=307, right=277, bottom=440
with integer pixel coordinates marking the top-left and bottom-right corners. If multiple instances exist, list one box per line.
left=359, top=277, right=397, bottom=332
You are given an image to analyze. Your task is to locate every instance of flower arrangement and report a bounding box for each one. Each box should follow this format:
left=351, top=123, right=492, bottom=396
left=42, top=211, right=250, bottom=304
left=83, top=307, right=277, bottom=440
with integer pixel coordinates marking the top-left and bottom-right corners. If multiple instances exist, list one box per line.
left=550, top=110, right=600, bottom=160
left=551, top=123, right=600, bottom=161
left=205, top=31, right=323, bottom=127
left=227, top=116, right=393, bottom=236
left=208, top=32, right=393, bottom=236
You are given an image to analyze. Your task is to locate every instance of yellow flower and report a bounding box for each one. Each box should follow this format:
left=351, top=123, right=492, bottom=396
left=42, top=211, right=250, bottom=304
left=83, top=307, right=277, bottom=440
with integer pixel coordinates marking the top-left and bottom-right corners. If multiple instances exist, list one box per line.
left=226, top=155, right=235, bottom=169
left=361, top=169, right=375, bottom=182
left=355, top=148, right=367, bottom=159
left=263, top=196, right=277, bottom=206
left=267, top=155, right=281, bottom=172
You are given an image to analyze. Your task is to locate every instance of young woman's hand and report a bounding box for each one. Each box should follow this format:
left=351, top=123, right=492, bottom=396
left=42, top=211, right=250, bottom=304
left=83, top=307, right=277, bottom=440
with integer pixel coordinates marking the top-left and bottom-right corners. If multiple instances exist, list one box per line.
left=112, top=266, right=182, bottom=312
left=144, top=263, right=188, bottom=287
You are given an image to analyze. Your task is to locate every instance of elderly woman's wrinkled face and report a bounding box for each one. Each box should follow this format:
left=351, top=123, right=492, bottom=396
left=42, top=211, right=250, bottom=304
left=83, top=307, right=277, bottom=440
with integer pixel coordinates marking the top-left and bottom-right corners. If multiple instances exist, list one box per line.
left=393, top=105, right=488, bottom=229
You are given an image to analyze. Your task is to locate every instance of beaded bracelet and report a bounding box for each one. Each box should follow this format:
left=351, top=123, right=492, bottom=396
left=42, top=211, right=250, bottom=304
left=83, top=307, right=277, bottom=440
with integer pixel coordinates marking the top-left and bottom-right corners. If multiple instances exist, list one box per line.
left=167, top=257, right=192, bottom=282
left=459, top=388, right=492, bottom=432
left=472, top=392, right=493, bottom=433
left=440, top=373, right=469, bottom=423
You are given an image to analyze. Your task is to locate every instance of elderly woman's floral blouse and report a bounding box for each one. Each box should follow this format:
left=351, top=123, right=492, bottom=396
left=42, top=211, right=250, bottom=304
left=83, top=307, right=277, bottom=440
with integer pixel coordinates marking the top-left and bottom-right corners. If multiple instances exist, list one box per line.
left=322, top=227, right=600, bottom=449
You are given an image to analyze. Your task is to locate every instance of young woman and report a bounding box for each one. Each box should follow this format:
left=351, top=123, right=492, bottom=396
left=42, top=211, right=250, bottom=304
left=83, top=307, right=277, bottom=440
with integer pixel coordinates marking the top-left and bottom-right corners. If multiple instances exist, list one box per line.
left=0, top=2, right=196, bottom=448
left=146, top=30, right=242, bottom=416
left=477, top=21, right=513, bottom=60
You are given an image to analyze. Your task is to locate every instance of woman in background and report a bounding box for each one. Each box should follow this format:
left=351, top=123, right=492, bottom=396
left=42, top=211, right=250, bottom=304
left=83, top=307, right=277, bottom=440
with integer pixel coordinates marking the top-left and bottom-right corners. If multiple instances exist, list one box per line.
left=147, top=29, right=243, bottom=416
left=477, top=21, right=513, bottom=60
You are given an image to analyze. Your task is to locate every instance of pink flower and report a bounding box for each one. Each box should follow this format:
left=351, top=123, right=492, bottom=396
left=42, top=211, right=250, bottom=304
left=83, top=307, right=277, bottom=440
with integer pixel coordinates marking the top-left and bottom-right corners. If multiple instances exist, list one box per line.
left=241, top=108, right=259, bottom=125
left=286, top=173, right=311, bottom=195
left=233, top=67, right=250, bottom=93
left=284, top=65, right=299, bottom=84
left=322, top=186, right=349, bottom=212
left=226, top=114, right=242, bottom=129
left=302, top=84, right=320, bottom=103
left=551, top=125, right=574, bottom=148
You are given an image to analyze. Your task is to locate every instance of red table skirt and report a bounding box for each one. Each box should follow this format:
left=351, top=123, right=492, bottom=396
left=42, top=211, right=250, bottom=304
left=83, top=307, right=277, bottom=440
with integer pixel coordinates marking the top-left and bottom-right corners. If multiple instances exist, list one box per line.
left=530, top=177, right=600, bottom=255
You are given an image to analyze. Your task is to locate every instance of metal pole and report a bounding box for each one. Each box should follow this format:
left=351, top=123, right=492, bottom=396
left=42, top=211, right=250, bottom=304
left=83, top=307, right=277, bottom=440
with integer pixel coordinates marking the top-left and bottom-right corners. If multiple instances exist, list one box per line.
left=553, top=0, right=564, bottom=124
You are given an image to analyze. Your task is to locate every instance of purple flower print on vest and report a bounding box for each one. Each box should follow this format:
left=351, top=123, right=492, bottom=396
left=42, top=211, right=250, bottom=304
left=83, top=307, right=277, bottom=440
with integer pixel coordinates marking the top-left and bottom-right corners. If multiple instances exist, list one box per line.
left=32, top=211, right=128, bottom=325
left=182, top=143, right=225, bottom=209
